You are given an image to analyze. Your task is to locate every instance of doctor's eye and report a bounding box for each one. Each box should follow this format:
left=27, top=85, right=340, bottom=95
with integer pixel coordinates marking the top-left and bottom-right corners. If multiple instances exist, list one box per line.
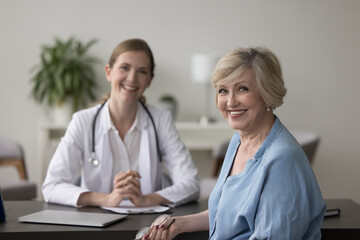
left=120, top=65, right=130, bottom=71
left=139, top=69, right=149, bottom=75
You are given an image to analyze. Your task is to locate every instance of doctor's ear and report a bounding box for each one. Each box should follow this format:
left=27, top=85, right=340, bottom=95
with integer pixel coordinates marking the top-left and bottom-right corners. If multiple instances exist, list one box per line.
left=105, top=64, right=112, bottom=83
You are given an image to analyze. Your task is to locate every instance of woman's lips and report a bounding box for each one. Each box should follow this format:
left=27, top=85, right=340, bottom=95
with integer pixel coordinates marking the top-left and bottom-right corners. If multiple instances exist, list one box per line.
left=228, top=110, right=246, bottom=118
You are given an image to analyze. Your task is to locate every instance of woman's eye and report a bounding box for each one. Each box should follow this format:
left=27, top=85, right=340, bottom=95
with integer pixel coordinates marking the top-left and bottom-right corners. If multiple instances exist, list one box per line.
left=218, top=88, right=227, bottom=94
left=239, top=86, right=248, bottom=92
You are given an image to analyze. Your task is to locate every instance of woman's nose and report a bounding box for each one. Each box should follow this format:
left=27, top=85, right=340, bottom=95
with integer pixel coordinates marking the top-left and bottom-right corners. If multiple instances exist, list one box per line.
left=227, top=92, right=238, bottom=107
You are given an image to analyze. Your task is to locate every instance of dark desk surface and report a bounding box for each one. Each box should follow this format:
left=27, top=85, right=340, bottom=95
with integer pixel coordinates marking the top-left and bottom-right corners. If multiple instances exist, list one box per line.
left=0, top=199, right=208, bottom=240
left=1, top=199, right=359, bottom=240
left=321, top=199, right=360, bottom=239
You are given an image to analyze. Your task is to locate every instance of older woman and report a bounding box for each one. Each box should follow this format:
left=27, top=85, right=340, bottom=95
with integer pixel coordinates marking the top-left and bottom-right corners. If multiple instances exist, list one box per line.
left=142, top=47, right=326, bottom=240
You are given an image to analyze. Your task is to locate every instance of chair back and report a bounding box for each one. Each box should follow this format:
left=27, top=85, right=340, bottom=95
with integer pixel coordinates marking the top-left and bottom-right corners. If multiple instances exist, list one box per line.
left=0, top=138, right=28, bottom=180
left=0, top=138, right=36, bottom=200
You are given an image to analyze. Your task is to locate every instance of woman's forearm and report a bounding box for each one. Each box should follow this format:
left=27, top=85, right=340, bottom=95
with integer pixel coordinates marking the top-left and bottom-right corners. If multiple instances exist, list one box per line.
left=174, top=210, right=209, bottom=234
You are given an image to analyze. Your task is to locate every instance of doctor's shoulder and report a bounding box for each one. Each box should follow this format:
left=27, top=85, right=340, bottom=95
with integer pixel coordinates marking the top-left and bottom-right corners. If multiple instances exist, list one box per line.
left=67, top=104, right=101, bottom=132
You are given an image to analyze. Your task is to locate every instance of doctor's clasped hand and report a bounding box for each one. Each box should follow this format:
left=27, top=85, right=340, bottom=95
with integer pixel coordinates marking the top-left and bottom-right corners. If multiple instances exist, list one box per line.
left=110, top=170, right=166, bottom=207
left=105, top=170, right=141, bottom=207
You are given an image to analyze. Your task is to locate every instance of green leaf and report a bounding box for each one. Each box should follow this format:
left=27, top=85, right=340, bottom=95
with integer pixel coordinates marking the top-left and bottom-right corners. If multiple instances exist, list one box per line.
left=29, top=36, right=101, bottom=112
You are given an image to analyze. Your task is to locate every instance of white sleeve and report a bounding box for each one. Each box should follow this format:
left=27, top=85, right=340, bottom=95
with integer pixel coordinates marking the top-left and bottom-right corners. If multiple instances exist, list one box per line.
left=154, top=110, right=200, bottom=206
left=42, top=113, right=90, bottom=207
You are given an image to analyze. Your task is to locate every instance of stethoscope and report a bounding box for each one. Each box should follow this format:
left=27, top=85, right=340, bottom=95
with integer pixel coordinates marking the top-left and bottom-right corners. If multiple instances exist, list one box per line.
left=88, top=100, right=161, bottom=167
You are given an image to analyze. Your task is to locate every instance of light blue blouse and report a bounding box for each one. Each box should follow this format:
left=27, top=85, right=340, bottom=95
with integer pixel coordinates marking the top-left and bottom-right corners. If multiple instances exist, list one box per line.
left=208, top=116, right=326, bottom=240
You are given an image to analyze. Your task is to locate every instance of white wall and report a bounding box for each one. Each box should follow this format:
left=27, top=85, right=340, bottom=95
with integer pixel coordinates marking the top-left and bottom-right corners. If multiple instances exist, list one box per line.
left=1, top=0, right=360, bottom=202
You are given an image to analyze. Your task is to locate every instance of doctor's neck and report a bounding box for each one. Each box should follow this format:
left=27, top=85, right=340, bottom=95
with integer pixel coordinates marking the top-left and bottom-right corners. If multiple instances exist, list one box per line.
left=108, top=97, right=138, bottom=138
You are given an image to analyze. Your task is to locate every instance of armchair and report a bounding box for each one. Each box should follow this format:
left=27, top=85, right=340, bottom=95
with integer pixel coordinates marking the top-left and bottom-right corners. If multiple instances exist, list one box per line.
left=0, top=137, right=37, bottom=200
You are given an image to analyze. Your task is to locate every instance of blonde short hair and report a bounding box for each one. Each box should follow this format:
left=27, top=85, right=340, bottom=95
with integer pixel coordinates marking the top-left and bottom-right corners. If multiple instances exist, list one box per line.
left=211, top=47, right=287, bottom=109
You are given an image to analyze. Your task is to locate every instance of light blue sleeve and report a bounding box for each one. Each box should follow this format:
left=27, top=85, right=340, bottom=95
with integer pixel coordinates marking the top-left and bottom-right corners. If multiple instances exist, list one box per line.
left=249, top=149, right=326, bottom=240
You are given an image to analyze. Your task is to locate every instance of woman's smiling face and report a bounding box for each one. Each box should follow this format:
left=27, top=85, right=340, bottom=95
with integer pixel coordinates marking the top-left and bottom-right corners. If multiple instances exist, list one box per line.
left=105, top=50, right=152, bottom=104
left=216, top=68, right=268, bottom=133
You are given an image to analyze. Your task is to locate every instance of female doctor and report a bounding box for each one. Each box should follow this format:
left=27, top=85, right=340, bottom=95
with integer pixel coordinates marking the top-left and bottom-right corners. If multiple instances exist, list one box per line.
left=42, top=38, right=200, bottom=208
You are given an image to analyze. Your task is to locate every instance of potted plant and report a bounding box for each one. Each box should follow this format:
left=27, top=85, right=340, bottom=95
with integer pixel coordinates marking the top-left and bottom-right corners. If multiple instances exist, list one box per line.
left=157, top=94, right=178, bottom=119
left=30, top=36, right=100, bottom=122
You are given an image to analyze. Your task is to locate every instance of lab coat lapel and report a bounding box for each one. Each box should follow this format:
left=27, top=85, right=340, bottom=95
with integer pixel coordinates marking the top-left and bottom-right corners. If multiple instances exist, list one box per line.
left=98, top=132, right=114, bottom=193
left=138, top=129, right=153, bottom=195
left=94, top=104, right=114, bottom=194
left=138, top=104, right=157, bottom=195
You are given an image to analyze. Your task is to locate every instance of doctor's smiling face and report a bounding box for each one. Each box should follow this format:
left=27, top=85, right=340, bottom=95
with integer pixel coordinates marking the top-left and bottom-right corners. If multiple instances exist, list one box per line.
left=217, top=68, right=268, bottom=133
left=106, top=50, right=152, bottom=104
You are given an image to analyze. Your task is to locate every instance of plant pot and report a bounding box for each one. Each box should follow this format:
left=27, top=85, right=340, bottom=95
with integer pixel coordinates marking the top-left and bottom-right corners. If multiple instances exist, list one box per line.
left=52, top=100, right=73, bottom=124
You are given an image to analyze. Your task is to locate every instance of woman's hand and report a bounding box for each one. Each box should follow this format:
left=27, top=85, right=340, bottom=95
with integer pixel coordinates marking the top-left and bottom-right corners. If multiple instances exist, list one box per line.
left=143, top=216, right=179, bottom=240
left=141, top=211, right=210, bottom=240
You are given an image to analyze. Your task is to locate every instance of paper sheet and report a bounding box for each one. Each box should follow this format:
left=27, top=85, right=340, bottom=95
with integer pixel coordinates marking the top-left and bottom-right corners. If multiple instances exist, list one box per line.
left=101, top=200, right=170, bottom=214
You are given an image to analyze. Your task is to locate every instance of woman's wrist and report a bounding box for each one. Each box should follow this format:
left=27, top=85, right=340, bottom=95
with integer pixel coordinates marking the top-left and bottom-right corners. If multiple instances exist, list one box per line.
left=169, top=216, right=184, bottom=236
left=172, top=211, right=209, bottom=234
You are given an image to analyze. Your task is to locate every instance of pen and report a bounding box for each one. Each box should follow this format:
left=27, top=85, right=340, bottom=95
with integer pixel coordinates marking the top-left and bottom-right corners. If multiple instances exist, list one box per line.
left=165, top=218, right=175, bottom=229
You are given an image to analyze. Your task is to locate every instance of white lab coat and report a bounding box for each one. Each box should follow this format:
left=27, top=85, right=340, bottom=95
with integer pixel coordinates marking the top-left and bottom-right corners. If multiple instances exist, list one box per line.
left=42, top=101, right=200, bottom=207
